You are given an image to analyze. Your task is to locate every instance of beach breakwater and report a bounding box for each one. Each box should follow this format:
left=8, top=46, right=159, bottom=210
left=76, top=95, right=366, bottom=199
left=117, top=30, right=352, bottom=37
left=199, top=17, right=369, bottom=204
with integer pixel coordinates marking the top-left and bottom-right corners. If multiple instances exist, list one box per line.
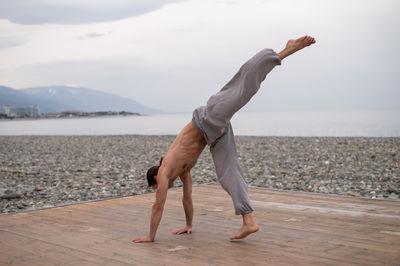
left=1, top=136, right=399, bottom=214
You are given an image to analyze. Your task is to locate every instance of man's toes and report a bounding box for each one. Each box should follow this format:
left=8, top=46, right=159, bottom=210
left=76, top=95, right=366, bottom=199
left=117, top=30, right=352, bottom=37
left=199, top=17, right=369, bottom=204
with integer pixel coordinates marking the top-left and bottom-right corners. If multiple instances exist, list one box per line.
left=230, top=234, right=242, bottom=240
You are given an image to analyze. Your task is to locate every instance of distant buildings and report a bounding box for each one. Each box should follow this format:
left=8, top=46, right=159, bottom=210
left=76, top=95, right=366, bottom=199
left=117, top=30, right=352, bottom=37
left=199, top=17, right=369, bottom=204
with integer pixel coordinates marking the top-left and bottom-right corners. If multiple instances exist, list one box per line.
left=2, top=106, right=41, bottom=117
left=43, top=111, right=140, bottom=118
left=0, top=106, right=140, bottom=119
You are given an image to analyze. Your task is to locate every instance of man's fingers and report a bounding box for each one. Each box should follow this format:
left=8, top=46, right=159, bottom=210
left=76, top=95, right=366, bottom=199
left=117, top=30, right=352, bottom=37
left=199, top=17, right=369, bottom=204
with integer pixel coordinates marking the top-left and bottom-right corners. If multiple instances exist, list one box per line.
left=132, top=236, right=153, bottom=243
left=172, top=227, right=192, bottom=235
left=133, top=239, right=149, bottom=243
left=172, top=228, right=190, bottom=235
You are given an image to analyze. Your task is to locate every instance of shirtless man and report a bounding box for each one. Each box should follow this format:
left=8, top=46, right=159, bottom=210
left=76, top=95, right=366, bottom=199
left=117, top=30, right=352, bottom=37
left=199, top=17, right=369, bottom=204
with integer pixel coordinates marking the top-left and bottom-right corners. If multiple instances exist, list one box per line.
left=133, top=35, right=316, bottom=243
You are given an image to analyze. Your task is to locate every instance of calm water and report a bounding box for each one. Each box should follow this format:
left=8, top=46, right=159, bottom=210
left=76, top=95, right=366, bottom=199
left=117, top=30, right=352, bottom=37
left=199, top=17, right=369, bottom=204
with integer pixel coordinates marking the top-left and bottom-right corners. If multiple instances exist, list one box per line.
left=0, top=110, right=399, bottom=137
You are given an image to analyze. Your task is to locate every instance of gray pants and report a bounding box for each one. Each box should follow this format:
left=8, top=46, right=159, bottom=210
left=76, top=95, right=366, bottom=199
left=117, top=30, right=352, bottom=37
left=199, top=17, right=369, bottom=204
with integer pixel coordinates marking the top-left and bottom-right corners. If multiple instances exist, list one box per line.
left=192, top=48, right=281, bottom=215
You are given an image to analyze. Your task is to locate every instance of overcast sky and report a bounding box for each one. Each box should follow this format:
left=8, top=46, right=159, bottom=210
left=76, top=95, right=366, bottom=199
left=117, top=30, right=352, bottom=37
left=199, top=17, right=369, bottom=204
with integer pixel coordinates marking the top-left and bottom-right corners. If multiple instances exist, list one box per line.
left=0, top=0, right=399, bottom=113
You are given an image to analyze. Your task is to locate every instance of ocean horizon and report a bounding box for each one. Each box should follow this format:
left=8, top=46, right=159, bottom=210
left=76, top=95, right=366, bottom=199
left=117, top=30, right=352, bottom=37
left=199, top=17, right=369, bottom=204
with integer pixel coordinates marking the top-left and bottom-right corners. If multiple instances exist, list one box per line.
left=0, top=110, right=399, bottom=137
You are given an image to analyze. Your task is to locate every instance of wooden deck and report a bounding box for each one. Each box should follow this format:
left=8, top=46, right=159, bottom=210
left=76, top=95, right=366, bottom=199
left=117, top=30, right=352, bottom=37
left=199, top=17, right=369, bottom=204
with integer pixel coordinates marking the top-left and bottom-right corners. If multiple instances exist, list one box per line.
left=0, top=185, right=399, bottom=266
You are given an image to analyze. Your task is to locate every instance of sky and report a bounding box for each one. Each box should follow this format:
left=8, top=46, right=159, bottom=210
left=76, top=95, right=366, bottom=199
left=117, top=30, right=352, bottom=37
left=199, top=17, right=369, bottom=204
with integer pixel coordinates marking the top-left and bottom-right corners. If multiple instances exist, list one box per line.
left=0, top=0, right=399, bottom=113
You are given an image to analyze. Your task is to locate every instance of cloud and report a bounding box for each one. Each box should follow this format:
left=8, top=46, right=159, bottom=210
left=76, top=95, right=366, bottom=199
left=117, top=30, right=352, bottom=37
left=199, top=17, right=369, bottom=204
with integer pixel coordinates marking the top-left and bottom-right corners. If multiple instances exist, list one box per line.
left=0, top=0, right=187, bottom=25
left=0, top=35, right=28, bottom=50
left=85, top=33, right=104, bottom=38
left=76, top=32, right=108, bottom=40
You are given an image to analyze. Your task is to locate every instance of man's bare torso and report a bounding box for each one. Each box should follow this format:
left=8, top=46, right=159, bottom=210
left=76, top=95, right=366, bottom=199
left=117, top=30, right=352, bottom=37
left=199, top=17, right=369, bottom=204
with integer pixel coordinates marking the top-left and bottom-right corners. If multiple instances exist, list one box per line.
left=158, top=121, right=207, bottom=182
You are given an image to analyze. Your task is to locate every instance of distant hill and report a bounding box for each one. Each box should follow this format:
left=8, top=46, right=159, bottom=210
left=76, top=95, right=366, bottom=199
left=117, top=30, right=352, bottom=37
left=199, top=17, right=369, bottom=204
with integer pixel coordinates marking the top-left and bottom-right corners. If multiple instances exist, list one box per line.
left=0, top=85, right=71, bottom=113
left=0, top=85, right=160, bottom=114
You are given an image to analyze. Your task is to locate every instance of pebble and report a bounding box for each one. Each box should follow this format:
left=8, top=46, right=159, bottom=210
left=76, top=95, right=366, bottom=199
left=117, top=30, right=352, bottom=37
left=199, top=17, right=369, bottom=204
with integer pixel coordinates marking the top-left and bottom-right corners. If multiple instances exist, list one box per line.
left=0, top=135, right=399, bottom=213
left=1, top=192, right=22, bottom=200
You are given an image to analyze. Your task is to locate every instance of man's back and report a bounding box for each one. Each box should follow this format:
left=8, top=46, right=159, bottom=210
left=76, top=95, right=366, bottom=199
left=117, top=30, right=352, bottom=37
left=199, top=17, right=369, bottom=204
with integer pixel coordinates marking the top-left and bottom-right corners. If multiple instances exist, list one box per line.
left=159, top=121, right=207, bottom=182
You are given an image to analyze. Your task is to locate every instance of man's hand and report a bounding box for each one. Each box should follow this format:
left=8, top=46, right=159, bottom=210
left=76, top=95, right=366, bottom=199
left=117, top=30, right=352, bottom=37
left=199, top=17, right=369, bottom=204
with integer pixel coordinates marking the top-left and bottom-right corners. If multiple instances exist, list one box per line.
left=132, top=236, right=154, bottom=243
left=173, top=226, right=192, bottom=235
left=134, top=166, right=169, bottom=244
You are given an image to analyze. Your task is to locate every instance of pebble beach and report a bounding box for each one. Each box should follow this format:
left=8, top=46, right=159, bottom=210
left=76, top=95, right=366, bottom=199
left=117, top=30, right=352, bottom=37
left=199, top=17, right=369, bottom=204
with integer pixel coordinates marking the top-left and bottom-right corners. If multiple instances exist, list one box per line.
left=1, top=135, right=399, bottom=214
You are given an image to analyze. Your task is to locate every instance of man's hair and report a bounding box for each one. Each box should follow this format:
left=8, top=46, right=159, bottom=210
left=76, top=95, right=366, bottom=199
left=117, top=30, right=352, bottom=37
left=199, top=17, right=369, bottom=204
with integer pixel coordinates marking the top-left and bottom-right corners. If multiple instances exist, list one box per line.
left=146, top=157, right=163, bottom=187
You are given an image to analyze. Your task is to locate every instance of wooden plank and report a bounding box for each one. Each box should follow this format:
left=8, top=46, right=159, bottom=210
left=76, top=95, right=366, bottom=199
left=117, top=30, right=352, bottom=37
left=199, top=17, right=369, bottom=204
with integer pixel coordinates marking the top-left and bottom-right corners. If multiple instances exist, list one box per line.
left=0, top=185, right=399, bottom=265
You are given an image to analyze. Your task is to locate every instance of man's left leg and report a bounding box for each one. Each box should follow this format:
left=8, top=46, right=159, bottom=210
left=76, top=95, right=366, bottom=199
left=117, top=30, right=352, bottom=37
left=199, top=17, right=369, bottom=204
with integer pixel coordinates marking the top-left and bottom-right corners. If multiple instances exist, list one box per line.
left=210, top=123, right=259, bottom=240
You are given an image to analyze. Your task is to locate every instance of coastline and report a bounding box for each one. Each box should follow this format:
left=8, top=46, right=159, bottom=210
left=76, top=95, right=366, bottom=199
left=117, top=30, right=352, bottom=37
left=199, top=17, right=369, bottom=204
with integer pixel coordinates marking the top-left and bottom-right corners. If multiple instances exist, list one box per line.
left=1, top=135, right=399, bottom=214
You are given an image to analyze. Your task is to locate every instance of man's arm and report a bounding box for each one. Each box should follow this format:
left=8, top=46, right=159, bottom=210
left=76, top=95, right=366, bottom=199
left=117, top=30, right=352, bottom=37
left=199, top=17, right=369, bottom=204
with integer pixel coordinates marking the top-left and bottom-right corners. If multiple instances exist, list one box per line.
left=173, top=170, right=193, bottom=235
left=133, top=167, right=169, bottom=243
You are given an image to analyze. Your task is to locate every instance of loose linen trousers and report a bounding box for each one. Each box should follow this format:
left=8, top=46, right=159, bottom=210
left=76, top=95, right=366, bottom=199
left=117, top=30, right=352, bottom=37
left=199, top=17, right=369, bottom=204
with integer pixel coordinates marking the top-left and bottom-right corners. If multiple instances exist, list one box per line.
left=192, top=48, right=281, bottom=215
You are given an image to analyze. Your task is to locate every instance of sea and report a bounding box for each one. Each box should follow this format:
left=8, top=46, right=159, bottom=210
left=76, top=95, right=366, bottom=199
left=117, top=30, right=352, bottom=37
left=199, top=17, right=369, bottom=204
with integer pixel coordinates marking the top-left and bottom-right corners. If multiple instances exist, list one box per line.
left=0, top=110, right=399, bottom=137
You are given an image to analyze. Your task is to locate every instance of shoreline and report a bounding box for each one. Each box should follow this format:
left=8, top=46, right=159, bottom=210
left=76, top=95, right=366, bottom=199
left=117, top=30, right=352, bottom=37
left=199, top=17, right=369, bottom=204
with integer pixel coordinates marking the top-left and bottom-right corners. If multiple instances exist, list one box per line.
left=0, top=113, right=141, bottom=122
left=1, top=135, right=399, bottom=214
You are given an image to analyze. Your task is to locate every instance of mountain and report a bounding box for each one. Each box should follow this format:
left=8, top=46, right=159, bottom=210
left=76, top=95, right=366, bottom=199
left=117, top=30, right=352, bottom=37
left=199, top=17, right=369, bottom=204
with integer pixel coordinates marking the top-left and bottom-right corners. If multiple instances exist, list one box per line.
left=0, top=85, right=72, bottom=113
left=0, top=85, right=160, bottom=114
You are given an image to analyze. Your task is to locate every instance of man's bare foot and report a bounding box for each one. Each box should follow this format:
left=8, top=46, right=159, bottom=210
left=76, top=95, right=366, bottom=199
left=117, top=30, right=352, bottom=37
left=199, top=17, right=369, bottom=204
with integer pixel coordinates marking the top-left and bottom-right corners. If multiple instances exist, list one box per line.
left=230, top=213, right=259, bottom=240
left=230, top=222, right=259, bottom=240
left=278, top=35, right=316, bottom=60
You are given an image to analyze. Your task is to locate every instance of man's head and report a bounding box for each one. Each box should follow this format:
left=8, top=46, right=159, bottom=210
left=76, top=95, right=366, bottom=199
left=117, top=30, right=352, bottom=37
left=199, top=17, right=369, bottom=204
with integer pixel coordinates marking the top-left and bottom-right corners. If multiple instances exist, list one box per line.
left=146, top=157, right=163, bottom=189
